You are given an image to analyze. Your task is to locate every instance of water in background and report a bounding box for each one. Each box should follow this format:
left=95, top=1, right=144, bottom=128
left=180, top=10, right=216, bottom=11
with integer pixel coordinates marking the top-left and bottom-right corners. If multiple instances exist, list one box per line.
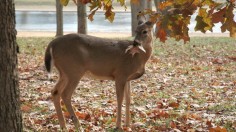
left=16, top=11, right=228, bottom=33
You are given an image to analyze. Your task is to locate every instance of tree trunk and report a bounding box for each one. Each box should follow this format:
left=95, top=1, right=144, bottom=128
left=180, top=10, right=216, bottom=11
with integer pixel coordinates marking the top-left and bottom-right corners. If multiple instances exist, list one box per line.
left=154, top=0, right=162, bottom=11
left=56, top=0, right=63, bottom=36
left=131, top=0, right=152, bottom=36
left=77, top=1, right=87, bottom=34
left=154, top=0, right=163, bottom=34
left=230, top=25, right=236, bottom=38
left=0, top=0, right=22, bottom=131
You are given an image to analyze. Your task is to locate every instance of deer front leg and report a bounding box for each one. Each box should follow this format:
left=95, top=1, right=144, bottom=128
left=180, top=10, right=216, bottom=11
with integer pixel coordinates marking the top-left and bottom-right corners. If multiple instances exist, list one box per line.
left=125, top=81, right=131, bottom=127
left=115, top=79, right=126, bottom=130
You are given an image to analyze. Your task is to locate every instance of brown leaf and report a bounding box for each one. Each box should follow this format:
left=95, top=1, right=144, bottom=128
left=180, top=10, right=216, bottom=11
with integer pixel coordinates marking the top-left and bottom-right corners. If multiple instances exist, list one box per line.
left=209, top=126, right=227, bottom=132
left=212, top=7, right=226, bottom=23
left=80, top=0, right=91, bottom=4
left=212, top=58, right=224, bottom=64
left=157, top=28, right=167, bottom=43
left=170, top=121, right=176, bottom=128
left=168, top=102, right=179, bottom=108
left=88, top=9, right=97, bottom=21
left=75, top=111, right=91, bottom=120
left=228, top=56, right=236, bottom=61
left=157, top=101, right=165, bottom=109
left=158, top=1, right=173, bottom=11
left=21, top=104, right=31, bottom=112
left=206, top=120, right=213, bottom=128
left=215, top=66, right=224, bottom=72
left=105, top=6, right=115, bottom=22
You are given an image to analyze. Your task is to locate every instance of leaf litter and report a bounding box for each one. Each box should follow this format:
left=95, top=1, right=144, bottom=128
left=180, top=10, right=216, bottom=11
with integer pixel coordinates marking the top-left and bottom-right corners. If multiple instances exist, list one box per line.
left=18, top=37, right=236, bottom=131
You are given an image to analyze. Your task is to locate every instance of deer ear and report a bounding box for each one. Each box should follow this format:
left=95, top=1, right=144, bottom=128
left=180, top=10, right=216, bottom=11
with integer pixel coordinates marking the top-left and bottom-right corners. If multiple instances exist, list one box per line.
left=137, top=12, right=146, bottom=25
left=145, top=21, right=155, bottom=28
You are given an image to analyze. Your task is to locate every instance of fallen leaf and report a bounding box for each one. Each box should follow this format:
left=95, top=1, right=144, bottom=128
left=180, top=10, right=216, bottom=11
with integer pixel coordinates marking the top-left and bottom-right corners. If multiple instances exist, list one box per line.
left=209, top=126, right=227, bottom=132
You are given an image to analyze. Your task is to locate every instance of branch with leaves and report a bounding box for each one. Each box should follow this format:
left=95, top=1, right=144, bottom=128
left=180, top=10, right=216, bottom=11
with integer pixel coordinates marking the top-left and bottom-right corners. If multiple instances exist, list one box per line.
left=61, top=0, right=236, bottom=42
left=154, top=0, right=236, bottom=43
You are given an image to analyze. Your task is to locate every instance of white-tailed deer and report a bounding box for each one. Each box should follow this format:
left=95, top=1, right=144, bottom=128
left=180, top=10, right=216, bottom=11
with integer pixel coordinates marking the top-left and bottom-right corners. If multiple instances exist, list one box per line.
left=44, top=16, right=154, bottom=131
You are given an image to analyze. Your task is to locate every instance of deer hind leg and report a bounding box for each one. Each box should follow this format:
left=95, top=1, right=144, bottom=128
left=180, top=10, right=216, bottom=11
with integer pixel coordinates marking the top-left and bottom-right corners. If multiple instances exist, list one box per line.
left=125, top=81, right=131, bottom=127
left=51, top=74, right=67, bottom=130
left=115, top=78, right=127, bottom=130
left=61, top=73, right=83, bottom=131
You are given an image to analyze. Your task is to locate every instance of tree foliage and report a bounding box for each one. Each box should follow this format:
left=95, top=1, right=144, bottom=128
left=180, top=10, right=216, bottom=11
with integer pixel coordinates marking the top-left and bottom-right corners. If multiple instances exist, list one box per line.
left=61, top=0, right=236, bottom=42
left=153, top=0, right=236, bottom=42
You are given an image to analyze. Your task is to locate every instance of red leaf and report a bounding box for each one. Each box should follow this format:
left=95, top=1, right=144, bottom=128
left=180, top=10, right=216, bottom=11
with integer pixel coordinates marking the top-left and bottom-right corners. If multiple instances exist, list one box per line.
left=209, top=126, right=227, bottom=132
left=80, top=0, right=91, bottom=4
left=212, top=7, right=226, bottom=23
left=157, top=28, right=167, bottom=43
left=168, top=102, right=180, bottom=108
left=206, top=120, right=213, bottom=128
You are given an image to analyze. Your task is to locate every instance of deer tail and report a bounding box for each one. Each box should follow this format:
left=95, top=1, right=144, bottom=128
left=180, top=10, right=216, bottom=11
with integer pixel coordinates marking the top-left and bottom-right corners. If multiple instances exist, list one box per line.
left=44, top=44, right=53, bottom=79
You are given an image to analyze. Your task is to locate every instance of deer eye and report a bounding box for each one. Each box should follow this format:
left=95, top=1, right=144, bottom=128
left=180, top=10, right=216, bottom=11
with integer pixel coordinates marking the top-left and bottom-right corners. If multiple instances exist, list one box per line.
left=142, top=30, right=148, bottom=34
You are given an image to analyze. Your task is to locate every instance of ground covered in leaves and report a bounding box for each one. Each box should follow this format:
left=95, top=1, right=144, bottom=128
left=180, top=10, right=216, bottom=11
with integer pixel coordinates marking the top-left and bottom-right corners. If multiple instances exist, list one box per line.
left=18, top=37, right=236, bottom=131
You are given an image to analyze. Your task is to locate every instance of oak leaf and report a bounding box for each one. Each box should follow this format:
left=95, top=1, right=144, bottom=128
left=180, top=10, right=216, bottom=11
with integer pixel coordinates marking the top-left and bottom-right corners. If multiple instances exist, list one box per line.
left=212, top=7, right=226, bottom=23
left=60, top=0, right=69, bottom=6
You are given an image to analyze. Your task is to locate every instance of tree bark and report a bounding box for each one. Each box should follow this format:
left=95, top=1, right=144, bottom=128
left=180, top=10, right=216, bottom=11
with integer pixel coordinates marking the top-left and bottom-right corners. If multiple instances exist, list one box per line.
left=131, top=0, right=152, bottom=36
left=77, top=1, right=87, bottom=34
left=154, top=0, right=161, bottom=11
left=230, top=25, right=236, bottom=38
left=154, top=0, right=163, bottom=34
left=56, top=0, right=63, bottom=36
left=0, top=0, right=22, bottom=131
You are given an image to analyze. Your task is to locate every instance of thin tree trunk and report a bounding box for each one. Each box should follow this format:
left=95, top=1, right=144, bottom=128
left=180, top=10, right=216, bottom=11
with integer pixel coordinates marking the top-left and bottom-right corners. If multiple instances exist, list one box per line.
left=154, top=0, right=161, bottom=11
left=56, top=0, right=63, bottom=36
left=77, top=1, right=87, bottom=34
left=131, top=0, right=152, bottom=36
left=230, top=25, right=236, bottom=38
left=0, top=0, right=22, bottom=131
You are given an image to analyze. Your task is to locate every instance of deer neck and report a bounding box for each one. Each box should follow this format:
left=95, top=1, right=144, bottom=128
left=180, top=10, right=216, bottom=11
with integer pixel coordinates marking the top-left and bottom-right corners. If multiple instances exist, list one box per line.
left=143, top=41, right=153, bottom=60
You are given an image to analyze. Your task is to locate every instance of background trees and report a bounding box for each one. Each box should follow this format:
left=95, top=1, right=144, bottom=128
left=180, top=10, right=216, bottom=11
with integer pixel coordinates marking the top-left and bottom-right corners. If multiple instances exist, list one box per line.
left=56, top=0, right=87, bottom=36
left=56, top=0, right=63, bottom=36
left=0, top=0, right=22, bottom=131
left=77, top=0, right=87, bottom=34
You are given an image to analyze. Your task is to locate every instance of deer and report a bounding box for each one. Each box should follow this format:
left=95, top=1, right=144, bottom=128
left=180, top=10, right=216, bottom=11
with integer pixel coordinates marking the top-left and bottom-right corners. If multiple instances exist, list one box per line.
left=44, top=15, right=154, bottom=131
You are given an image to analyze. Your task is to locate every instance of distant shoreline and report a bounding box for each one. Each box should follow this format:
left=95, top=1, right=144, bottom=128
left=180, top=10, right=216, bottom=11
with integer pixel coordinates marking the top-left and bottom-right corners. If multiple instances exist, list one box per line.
left=17, top=31, right=229, bottom=38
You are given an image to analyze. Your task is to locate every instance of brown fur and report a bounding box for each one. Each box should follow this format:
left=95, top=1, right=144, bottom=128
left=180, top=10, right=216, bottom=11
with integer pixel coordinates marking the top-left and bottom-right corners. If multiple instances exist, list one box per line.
left=44, top=18, right=154, bottom=131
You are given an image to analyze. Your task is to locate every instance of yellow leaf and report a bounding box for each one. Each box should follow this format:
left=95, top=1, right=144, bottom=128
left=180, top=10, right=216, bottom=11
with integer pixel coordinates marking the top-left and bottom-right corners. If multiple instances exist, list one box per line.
left=104, top=0, right=112, bottom=6
left=118, top=0, right=125, bottom=6
left=106, top=12, right=115, bottom=23
left=105, top=6, right=115, bottom=23
left=158, top=1, right=172, bottom=10
left=60, top=0, right=69, bottom=6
